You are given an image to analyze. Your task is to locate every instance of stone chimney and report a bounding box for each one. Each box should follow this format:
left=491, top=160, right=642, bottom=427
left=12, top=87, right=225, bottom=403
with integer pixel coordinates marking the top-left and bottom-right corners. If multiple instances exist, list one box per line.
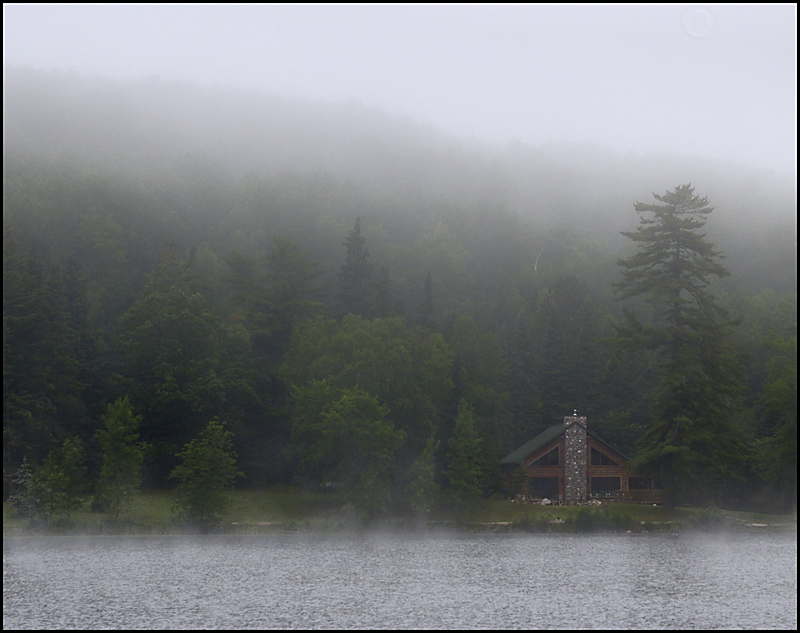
left=563, top=412, right=588, bottom=504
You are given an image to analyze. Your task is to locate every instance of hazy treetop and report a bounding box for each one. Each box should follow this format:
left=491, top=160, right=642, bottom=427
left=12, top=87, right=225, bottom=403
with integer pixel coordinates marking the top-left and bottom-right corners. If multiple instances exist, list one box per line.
left=3, top=4, right=797, bottom=176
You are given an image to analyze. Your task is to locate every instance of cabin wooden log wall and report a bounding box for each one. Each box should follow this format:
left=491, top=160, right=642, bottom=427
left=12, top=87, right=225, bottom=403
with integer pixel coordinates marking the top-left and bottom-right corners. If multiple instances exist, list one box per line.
left=501, top=414, right=658, bottom=504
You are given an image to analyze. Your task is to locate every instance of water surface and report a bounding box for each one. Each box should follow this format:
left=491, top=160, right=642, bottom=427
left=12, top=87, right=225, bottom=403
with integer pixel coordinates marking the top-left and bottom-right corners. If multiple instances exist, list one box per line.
left=4, top=532, right=796, bottom=629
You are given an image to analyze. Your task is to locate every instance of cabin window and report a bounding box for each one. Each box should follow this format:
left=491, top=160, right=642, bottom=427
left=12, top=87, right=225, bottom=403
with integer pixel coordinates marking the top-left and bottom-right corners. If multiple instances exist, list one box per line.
left=529, top=477, right=559, bottom=500
left=530, top=447, right=559, bottom=467
left=591, top=447, right=618, bottom=466
left=590, top=477, right=621, bottom=498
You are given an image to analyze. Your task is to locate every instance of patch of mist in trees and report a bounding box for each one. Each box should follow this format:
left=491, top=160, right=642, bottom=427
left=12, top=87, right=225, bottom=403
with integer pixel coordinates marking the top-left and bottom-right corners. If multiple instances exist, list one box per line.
left=3, top=67, right=795, bottom=519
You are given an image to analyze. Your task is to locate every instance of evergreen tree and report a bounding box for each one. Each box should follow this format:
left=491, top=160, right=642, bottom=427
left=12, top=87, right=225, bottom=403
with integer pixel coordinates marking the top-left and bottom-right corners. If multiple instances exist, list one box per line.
left=445, top=315, right=508, bottom=492
left=406, top=434, right=440, bottom=515
left=95, top=397, right=146, bottom=520
left=261, top=236, right=323, bottom=362
left=118, top=244, right=230, bottom=485
left=337, top=217, right=373, bottom=317
left=373, top=266, right=405, bottom=319
left=418, top=271, right=435, bottom=329
left=614, top=184, right=746, bottom=508
left=59, top=253, right=103, bottom=435
left=3, top=239, right=86, bottom=477
left=373, top=267, right=394, bottom=319
left=537, top=278, right=604, bottom=424
left=753, top=333, right=797, bottom=508
left=446, top=399, right=484, bottom=510
left=224, top=251, right=260, bottom=311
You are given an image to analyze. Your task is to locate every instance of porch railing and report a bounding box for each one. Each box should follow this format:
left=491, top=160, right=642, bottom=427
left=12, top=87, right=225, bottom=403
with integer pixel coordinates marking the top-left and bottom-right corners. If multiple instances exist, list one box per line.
left=614, top=489, right=664, bottom=504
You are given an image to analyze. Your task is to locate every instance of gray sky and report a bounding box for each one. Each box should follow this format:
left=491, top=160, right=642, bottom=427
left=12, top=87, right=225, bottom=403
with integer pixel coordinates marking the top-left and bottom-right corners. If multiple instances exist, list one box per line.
left=3, top=4, right=797, bottom=175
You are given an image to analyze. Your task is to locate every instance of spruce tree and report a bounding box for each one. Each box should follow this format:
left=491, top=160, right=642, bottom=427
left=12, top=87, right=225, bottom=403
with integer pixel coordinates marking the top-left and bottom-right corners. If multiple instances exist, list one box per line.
left=446, top=399, right=484, bottom=510
left=418, top=271, right=435, bottom=329
left=337, top=217, right=373, bottom=317
left=373, top=267, right=394, bottom=319
left=373, top=266, right=405, bottom=319
left=614, top=184, right=746, bottom=508
left=261, top=236, right=323, bottom=364
left=406, top=435, right=441, bottom=515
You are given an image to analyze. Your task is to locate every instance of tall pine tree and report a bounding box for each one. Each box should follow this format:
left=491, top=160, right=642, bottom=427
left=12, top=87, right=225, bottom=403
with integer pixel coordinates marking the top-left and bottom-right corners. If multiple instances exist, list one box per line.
left=614, top=184, right=746, bottom=508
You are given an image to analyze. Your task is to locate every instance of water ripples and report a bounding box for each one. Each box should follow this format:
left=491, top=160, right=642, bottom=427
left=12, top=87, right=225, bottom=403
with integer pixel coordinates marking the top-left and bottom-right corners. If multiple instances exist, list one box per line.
left=4, top=532, right=797, bottom=629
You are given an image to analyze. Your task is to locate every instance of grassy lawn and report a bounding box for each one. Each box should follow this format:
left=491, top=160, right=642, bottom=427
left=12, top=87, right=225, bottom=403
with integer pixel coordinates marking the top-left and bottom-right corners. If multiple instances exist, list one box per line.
left=2, top=486, right=345, bottom=536
left=3, top=488, right=795, bottom=535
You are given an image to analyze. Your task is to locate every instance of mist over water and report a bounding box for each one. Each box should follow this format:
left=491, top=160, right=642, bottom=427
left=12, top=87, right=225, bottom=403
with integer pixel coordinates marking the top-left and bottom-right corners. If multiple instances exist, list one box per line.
left=4, top=532, right=796, bottom=629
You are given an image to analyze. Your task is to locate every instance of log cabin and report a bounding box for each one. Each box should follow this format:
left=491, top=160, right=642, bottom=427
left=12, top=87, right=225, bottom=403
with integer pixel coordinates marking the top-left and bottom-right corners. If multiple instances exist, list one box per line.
left=501, top=413, right=661, bottom=504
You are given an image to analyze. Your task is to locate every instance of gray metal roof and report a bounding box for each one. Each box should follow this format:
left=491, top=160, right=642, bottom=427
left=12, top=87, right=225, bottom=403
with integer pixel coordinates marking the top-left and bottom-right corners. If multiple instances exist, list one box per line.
left=501, top=421, right=630, bottom=465
left=501, top=423, right=568, bottom=465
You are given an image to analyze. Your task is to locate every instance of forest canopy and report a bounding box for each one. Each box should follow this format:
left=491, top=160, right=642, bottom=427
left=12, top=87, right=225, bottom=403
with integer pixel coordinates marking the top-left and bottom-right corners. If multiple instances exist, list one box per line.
left=3, top=69, right=797, bottom=513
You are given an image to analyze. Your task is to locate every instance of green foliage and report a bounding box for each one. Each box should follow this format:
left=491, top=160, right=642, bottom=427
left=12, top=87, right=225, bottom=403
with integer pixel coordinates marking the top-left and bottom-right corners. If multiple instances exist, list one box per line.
left=418, top=271, right=435, bottom=329
left=95, top=397, right=146, bottom=520
left=446, top=400, right=484, bottom=510
left=169, top=419, right=243, bottom=524
left=3, top=84, right=796, bottom=515
left=682, top=506, right=728, bottom=531
left=616, top=185, right=747, bottom=506
left=3, top=237, right=92, bottom=477
left=322, top=388, right=405, bottom=516
left=226, top=236, right=323, bottom=368
left=753, top=334, right=797, bottom=506
left=263, top=236, right=323, bottom=341
left=565, top=506, right=637, bottom=532
left=118, top=244, right=237, bottom=484
left=288, top=383, right=405, bottom=517
left=445, top=315, right=508, bottom=490
left=282, top=315, right=453, bottom=460
left=9, top=439, right=87, bottom=525
left=406, top=435, right=441, bottom=515
left=506, top=275, right=611, bottom=453
left=337, top=217, right=373, bottom=317
left=373, top=266, right=404, bottom=318
left=569, top=507, right=605, bottom=532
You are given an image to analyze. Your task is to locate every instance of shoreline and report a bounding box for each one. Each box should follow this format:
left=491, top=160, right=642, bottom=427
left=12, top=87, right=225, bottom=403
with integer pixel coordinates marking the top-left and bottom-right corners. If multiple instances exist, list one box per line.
left=5, top=489, right=796, bottom=538
left=4, top=516, right=796, bottom=538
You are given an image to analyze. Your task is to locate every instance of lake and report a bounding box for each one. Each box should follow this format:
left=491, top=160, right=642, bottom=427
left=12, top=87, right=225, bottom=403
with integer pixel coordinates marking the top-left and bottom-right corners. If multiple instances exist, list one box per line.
left=3, top=531, right=797, bottom=629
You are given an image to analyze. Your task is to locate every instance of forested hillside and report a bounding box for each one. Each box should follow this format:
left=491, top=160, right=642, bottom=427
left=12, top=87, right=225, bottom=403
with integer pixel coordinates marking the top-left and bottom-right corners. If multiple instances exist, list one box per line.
left=3, top=69, right=796, bottom=514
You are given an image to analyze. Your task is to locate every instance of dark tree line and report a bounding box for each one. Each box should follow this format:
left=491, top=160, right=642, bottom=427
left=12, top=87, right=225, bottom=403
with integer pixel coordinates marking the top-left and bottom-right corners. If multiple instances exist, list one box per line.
left=3, top=158, right=796, bottom=514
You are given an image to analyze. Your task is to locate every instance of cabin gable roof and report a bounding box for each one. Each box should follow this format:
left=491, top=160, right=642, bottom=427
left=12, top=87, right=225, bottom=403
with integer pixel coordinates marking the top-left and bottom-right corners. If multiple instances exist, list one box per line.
left=501, top=421, right=629, bottom=465
left=501, top=423, right=567, bottom=465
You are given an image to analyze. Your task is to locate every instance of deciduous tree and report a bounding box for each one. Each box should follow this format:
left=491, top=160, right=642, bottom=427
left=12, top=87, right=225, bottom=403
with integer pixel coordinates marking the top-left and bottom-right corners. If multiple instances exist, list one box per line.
left=95, top=397, right=146, bottom=520
left=169, top=419, right=243, bottom=525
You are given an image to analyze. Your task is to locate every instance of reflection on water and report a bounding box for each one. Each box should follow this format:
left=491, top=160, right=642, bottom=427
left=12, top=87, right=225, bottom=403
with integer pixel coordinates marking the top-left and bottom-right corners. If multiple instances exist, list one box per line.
left=3, top=532, right=797, bottom=629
